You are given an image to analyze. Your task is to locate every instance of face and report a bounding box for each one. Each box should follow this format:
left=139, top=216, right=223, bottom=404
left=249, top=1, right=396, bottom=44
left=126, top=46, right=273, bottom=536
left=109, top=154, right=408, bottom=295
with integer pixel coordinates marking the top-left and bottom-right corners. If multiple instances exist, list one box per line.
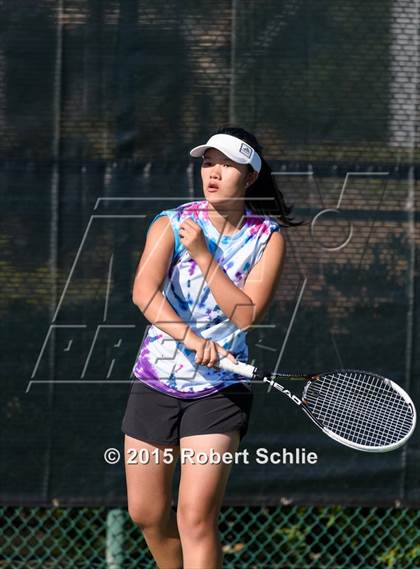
left=200, top=147, right=258, bottom=204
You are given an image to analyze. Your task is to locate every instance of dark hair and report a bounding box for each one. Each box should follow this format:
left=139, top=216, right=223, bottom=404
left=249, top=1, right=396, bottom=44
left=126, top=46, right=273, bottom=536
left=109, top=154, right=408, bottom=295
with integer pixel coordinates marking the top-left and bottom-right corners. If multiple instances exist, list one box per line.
left=213, top=126, right=303, bottom=227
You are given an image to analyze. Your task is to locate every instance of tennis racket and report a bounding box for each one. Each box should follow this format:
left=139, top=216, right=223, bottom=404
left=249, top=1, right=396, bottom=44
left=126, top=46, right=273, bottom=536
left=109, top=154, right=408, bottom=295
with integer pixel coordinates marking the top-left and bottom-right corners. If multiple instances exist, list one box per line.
left=217, top=358, right=416, bottom=453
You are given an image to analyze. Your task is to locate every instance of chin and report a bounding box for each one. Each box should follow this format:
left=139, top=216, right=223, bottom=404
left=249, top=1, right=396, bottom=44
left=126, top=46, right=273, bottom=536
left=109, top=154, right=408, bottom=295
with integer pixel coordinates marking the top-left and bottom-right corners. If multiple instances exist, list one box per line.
left=205, top=196, right=229, bottom=209
left=205, top=192, right=228, bottom=201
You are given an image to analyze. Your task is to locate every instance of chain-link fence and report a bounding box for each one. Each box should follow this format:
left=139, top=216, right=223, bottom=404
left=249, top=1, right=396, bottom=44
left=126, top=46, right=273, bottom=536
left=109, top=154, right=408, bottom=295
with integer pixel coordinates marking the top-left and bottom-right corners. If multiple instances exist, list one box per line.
left=1, top=505, right=419, bottom=568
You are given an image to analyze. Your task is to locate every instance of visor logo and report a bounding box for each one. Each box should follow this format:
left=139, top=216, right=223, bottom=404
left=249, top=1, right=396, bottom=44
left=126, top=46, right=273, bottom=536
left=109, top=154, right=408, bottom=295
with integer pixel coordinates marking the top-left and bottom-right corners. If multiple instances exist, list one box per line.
left=239, top=143, right=252, bottom=159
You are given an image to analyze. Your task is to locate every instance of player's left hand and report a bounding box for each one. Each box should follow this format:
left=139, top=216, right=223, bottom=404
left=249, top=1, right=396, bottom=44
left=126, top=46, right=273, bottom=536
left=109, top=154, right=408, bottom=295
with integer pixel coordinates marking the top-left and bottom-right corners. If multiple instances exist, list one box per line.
left=179, top=218, right=210, bottom=261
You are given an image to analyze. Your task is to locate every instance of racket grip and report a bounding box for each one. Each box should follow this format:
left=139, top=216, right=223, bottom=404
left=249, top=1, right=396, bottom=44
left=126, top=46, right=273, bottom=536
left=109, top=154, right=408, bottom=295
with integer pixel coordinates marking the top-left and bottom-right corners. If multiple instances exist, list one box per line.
left=217, top=355, right=256, bottom=379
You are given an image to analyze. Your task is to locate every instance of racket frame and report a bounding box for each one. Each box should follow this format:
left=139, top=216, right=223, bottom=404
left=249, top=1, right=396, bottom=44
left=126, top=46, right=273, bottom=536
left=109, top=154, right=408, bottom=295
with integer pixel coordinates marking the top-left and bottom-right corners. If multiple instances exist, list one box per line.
left=217, top=357, right=417, bottom=453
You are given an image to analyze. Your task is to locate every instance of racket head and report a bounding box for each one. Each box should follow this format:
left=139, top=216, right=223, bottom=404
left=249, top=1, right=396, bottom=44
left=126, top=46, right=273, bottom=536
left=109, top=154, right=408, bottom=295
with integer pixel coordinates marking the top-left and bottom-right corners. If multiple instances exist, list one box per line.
left=299, top=369, right=416, bottom=452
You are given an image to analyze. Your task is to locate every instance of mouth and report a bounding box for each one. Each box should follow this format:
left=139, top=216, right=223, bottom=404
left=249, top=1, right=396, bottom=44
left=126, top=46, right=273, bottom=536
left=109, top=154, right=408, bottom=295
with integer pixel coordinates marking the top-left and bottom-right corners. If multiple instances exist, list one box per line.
left=208, top=183, right=220, bottom=192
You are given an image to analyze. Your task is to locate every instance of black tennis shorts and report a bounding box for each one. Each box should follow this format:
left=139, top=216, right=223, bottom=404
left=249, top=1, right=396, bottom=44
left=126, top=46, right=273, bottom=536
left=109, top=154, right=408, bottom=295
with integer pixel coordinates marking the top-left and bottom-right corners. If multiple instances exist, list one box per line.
left=121, top=379, right=254, bottom=446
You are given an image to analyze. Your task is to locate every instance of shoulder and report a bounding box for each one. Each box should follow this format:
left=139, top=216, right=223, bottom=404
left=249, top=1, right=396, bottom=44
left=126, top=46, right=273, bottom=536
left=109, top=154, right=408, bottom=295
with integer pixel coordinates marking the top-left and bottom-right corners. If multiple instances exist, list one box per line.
left=244, top=210, right=282, bottom=234
left=262, top=215, right=282, bottom=234
left=241, top=214, right=283, bottom=256
left=246, top=215, right=285, bottom=270
left=259, top=223, right=285, bottom=258
left=265, top=227, right=285, bottom=251
left=243, top=229, right=285, bottom=293
left=264, top=216, right=285, bottom=257
left=146, top=214, right=174, bottom=243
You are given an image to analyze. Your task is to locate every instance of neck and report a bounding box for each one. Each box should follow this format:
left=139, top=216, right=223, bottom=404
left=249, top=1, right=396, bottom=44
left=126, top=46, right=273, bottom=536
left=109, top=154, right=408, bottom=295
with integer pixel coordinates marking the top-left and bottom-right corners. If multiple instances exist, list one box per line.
left=205, top=199, right=246, bottom=236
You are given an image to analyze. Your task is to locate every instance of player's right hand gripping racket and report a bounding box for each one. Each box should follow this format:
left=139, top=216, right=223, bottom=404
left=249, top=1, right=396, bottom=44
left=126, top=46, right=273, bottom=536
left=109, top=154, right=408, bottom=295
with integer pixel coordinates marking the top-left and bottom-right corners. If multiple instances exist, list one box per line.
left=217, top=358, right=416, bottom=453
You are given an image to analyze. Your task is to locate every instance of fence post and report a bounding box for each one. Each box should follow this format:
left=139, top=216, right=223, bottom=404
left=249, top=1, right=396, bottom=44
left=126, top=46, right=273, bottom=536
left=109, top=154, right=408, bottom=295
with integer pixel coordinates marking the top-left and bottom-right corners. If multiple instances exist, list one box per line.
left=106, top=509, right=125, bottom=569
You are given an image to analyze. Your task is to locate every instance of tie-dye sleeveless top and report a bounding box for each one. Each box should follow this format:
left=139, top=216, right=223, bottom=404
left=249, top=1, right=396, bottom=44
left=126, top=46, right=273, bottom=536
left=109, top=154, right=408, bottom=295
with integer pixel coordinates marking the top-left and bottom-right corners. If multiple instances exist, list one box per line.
left=132, top=199, right=281, bottom=398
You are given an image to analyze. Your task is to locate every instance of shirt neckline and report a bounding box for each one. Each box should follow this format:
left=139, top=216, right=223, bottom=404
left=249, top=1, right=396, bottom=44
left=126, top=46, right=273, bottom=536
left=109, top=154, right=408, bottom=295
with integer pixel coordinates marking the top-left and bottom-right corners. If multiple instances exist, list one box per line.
left=201, top=200, right=251, bottom=241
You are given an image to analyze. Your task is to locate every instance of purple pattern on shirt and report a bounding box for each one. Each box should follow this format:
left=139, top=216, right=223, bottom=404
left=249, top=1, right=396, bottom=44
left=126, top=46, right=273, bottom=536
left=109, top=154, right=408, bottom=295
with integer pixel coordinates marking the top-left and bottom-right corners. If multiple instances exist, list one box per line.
left=188, top=259, right=197, bottom=276
left=133, top=334, right=162, bottom=380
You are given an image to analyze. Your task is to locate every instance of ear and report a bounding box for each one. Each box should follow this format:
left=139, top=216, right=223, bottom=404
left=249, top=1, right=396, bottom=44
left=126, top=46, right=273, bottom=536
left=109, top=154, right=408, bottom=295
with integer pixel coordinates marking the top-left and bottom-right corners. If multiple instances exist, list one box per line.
left=246, top=171, right=259, bottom=187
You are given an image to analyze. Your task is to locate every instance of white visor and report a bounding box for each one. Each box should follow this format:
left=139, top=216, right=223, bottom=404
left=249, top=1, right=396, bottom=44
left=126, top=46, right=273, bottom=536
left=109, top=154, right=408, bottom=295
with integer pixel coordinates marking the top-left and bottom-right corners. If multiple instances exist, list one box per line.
left=190, top=133, right=262, bottom=173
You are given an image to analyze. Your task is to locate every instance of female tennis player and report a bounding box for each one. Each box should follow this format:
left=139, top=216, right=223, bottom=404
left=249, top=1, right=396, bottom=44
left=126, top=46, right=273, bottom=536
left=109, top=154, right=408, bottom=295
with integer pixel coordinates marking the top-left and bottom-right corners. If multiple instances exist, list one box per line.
left=122, top=127, right=301, bottom=568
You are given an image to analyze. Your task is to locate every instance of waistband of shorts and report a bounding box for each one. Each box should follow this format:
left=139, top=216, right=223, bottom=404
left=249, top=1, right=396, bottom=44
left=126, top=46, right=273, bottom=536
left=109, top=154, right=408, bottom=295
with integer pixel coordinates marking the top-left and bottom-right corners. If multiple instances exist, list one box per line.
left=132, top=377, right=252, bottom=399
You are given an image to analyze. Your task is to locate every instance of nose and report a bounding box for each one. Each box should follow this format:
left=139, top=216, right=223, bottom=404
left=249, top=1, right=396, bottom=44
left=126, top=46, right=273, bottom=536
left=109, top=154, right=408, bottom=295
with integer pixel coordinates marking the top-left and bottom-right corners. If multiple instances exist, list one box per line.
left=209, top=163, right=221, bottom=178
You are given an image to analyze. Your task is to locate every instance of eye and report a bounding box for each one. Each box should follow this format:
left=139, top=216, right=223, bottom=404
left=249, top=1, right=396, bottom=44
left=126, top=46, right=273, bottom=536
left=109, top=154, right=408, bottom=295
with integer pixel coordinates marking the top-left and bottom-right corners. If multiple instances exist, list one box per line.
left=223, top=162, right=231, bottom=167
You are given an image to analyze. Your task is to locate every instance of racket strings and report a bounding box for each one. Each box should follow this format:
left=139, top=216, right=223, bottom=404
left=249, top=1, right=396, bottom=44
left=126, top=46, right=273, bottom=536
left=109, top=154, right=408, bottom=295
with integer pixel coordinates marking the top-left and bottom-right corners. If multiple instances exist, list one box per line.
left=320, top=374, right=412, bottom=446
left=312, top=391, right=406, bottom=446
left=304, top=371, right=413, bottom=447
left=317, top=375, right=407, bottom=431
left=321, top=374, right=412, bottom=446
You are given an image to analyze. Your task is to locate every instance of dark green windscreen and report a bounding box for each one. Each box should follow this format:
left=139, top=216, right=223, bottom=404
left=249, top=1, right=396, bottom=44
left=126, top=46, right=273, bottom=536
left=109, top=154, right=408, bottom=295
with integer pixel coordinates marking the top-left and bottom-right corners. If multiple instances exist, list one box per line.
left=1, top=0, right=419, bottom=507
